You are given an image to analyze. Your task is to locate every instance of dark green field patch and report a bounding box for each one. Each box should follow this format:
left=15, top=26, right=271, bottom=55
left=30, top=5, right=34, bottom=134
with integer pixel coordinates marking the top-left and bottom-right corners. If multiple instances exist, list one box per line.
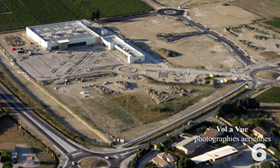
left=263, top=17, right=280, bottom=29
left=0, top=0, right=152, bottom=31
left=255, top=87, right=280, bottom=103
left=0, top=1, right=10, bottom=13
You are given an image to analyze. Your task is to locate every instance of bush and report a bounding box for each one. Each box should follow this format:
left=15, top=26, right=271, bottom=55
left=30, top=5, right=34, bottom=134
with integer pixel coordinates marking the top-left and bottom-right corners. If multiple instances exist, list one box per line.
left=0, top=112, right=8, bottom=121
left=270, top=128, right=279, bottom=136
left=183, top=121, right=220, bottom=133
left=0, top=150, right=11, bottom=163
left=230, top=116, right=240, bottom=126
left=260, top=161, right=274, bottom=168
left=2, top=161, right=12, bottom=168
left=130, top=145, right=152, bottom=168
left=144, top=162, right=157, bottom=168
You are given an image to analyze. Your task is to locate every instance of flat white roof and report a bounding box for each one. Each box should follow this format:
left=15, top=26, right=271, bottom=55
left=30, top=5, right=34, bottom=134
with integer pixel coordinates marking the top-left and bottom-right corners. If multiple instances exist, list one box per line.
left=191, top=154, right=212, bottom=164
left=58, top=39, right=70, bottom=44
left=206, top=145, right=238, bottom=160
left=28, top=20, right=99, bottom=43
left=103, top=35, right=144, bottom=57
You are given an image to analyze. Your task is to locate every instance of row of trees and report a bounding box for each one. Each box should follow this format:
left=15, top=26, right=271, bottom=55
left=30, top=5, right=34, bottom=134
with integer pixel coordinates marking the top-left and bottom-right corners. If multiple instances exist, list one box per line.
left=177, top=156, right=197, bottom=168
left=216, top=98, right=260, bottom=117
left=130, top=143, right=152, bottom=168
left=251, top=161, right=275, bottom=168
left=91, top=9, right=100, bottom=20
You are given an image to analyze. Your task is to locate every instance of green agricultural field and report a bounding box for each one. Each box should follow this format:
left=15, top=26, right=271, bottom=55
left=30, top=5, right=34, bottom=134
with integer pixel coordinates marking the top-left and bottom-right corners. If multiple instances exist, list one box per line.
left=263, top=17, right=280, bottom=29
left=0, top=1, right=9, bottom=13
left=255, top=87, right=280, bottom=103
left=0, top=0, right=152, bottom=31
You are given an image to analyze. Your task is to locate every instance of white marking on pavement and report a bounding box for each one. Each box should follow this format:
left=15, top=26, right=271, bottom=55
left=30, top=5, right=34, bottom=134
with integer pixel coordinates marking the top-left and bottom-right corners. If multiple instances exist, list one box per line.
left=72, top=151, right=82, bottom=156
left=23, top=111, right=77, bottom=153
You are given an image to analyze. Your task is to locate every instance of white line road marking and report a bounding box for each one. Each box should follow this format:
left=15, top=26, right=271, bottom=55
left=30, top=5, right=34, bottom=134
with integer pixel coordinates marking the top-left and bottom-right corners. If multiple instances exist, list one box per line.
left=23, top=111, right=77, bottom=153
left=72, top=151, right=82, bottom=156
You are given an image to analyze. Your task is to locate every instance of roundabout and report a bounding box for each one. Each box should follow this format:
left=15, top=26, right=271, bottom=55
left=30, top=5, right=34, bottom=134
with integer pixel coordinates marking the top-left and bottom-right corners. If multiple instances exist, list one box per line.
left=118, top=66, right=138, bottom=73
left=157, top=8, right=185, bottom=16
left=78, top=157, right=110, bottom=168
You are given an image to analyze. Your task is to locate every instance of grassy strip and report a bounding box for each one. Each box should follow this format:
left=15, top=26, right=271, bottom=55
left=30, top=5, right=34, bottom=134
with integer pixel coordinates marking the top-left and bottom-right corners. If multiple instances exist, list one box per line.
left=142, top=75, right=215, bottom=87
left=263, top=17, right=280, bottom=29
left=255, top=86, right=280, bottom=103
left=135, top=86, right=247, bottom=145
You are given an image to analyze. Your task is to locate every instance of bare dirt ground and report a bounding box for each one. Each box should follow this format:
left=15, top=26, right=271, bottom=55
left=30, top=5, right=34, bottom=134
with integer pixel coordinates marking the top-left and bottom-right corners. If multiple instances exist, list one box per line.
left=0, top=119, right=26, bottom=143
left=184, top=1, right=280, bottom=66
left=46, top=66, right=217, bottom=138
left=256, top=70, right=280, bottom=80
left=223, top=25, right=280, bottom=65
left=233, top=0, right=280, bottom=18
left=104, top=15, right=242, bottom=71
left=119, top=82, right=244, bottom=139
left=187, top=2, right=261, bottom=33
left=79, top=158, right=109, bottom=168
left=260, top=102, right=280, bottom=121
left=166, top=35, right=242, bottom=71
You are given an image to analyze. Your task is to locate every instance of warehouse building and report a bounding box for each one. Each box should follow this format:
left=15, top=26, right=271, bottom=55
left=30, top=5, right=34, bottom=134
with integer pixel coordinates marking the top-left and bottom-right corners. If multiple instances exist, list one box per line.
left=191, top=145, right=240, bottom=166
left=26, top=20, right=100, bottom=51
left=26, top=20, right=145, bottom=63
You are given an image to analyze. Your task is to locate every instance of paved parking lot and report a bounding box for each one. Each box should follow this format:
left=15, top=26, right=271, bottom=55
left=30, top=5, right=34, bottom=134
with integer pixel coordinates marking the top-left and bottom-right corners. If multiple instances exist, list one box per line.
left=16, top=45, right=123, bottom=81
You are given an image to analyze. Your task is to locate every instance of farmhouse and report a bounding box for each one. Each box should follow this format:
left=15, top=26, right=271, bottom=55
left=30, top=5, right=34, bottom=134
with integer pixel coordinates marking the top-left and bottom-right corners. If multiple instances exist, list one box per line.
left=26, top=19, right=145, bottom=63
left=150, top=152, right=177, bottom=168
left=191, top=145, right=240, bottom=166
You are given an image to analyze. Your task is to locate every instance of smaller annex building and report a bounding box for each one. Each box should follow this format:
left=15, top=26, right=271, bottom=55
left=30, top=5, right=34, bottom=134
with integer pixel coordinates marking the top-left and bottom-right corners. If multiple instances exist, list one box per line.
left=191, top=145, right=240, bottom=166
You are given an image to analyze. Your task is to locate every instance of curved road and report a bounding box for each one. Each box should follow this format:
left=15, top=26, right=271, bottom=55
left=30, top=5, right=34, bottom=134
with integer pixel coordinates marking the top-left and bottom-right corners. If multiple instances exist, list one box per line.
left=0, top=83, right=140, bottom=168
left=158, top=8, right=254, bottom=66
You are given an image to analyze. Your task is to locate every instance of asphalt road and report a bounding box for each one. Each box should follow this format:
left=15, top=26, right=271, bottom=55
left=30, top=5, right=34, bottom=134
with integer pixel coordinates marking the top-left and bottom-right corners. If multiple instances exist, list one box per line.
left=0, top=83, right=141, bottom=168
left=157, top=8, right=254, bottom=66
left=158, top=31, right=206, bottom=42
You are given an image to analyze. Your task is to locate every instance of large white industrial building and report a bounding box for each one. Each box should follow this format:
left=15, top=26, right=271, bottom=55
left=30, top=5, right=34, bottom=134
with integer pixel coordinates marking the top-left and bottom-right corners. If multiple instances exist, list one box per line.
left=191, top=145, right=241, bottom=166
left=26, top=19, right=145, bottom=63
